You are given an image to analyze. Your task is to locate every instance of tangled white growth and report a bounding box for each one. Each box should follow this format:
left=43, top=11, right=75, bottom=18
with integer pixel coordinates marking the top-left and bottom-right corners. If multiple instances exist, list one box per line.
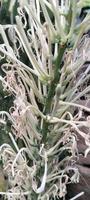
left=0, top=0, right=90, bottom=200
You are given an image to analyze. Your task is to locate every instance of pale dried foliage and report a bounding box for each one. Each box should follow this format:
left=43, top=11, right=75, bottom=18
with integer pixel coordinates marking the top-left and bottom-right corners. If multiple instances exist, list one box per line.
left=0, top=0, right=90, bottom=200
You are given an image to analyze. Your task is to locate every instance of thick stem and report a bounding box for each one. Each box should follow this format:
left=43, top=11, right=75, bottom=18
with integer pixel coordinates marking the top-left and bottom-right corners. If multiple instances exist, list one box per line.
left=42, top=43, right=67, bottom=142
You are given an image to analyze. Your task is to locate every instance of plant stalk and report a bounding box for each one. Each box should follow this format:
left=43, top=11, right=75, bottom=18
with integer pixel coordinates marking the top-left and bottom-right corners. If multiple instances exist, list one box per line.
left=42, top=43, right=67, bottom=142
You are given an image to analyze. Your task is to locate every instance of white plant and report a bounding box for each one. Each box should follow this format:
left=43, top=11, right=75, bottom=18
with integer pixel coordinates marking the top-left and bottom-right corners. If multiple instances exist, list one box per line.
left=0, top=0, right=90, bottom=199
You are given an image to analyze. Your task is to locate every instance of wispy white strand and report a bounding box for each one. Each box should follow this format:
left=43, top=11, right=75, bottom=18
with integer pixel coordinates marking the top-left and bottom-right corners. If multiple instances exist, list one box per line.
left=11, top=148, right=27, bottom=177
left=11, top=147, right=36, bottom=177
left=0, top=46, right=37, bottom=76
left=9, top=132, right=20, bottom=153
left=0, top=191, right=31, bottom=196
left=0, top=25, right=14, bottom=56
left=69, top=192, right=84, bottom=200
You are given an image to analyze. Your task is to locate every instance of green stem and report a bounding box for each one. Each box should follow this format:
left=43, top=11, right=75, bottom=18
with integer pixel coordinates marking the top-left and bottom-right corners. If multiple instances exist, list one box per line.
left=42, top=43, right=67, bottom=142
left=67, top=1, right=77, bottom=40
